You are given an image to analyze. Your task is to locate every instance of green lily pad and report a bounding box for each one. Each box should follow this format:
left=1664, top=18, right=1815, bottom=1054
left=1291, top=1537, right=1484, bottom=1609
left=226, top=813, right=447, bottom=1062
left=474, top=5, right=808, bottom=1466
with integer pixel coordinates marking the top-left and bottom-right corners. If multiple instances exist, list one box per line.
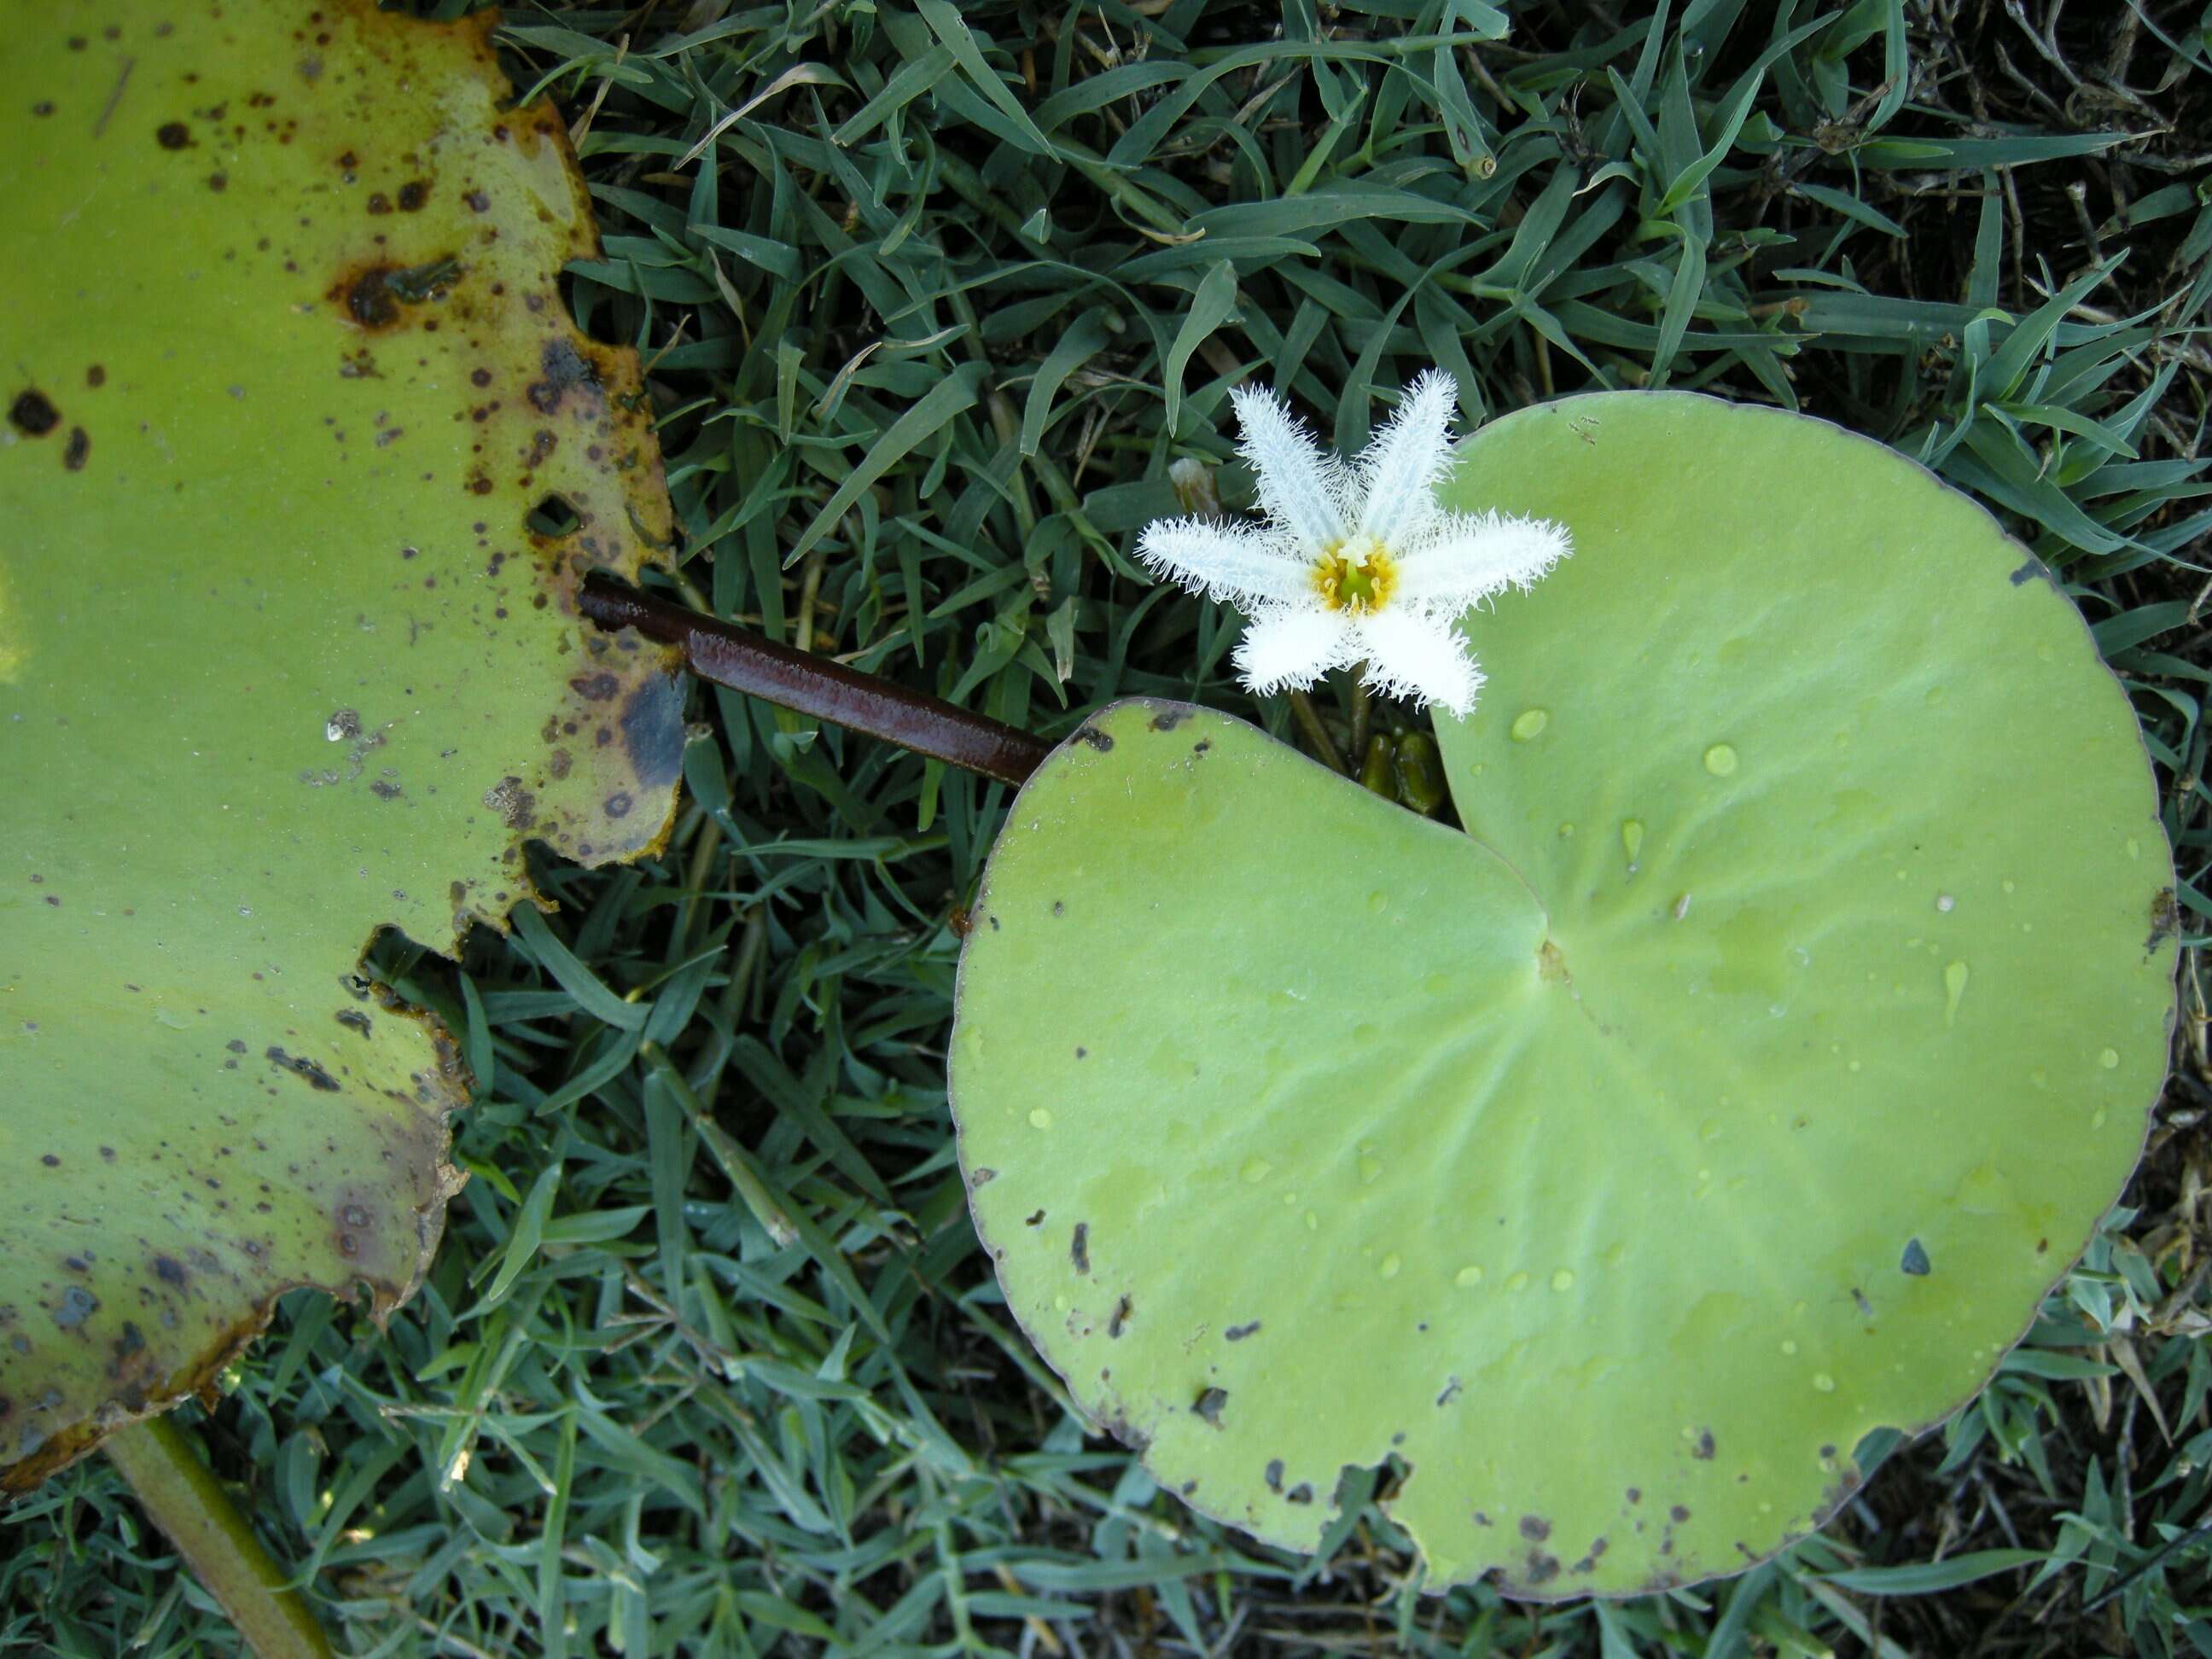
left=949, top=393, right=2174, bottom=1595
left=1, top=1, right=681, bottom=1489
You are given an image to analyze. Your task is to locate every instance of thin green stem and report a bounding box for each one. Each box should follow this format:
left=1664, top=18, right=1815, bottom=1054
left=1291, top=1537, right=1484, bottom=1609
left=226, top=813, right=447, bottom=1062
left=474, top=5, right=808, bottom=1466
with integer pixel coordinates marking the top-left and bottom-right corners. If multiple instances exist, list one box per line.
left=104, top=1418, right=334, bottom=1659
left=1288, top=690, right=1348, bottom=773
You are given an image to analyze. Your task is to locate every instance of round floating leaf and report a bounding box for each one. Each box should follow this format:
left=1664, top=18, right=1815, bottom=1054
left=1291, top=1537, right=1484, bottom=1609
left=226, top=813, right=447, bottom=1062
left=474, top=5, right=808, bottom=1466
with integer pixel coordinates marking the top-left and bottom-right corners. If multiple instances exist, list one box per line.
left=1, top=1, right=683, bottom=1489
left=949, top=393, right=2174, bottom=1596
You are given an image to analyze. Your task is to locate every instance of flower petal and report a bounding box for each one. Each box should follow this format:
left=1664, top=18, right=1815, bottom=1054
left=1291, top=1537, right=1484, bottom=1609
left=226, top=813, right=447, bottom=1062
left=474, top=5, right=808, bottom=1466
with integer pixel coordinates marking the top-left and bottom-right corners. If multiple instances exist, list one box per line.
left=1354, top=370, right=1458, bottom=548
left=1234, top=604, right=1352, bottom=697
left=1231, top=384, right=1348, bottom=555
left=1394, top=510, right=1572, bottom=611
left=1350, top=607, right=1484, bottom=718
left=1137, top=517, right=1313, bottom=607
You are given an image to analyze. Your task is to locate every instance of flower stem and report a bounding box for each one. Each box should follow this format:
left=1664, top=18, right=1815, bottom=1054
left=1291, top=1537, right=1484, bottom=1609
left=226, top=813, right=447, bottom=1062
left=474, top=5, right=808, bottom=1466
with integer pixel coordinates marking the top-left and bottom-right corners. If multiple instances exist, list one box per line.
left=104, top=1417, right=334, bottom=1658
left=1287, top=689, right=1348, bottom=774
left=580, top=575, right=1051, bottom=787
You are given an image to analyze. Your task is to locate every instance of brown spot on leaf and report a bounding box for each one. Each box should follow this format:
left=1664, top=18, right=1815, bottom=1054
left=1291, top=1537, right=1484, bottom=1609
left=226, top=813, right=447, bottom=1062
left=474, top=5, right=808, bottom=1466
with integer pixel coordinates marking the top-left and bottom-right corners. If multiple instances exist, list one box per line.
left=1520, top=1515, right=1551, bottom=1541
left=107, top=1320, right=147, bottom=1381
left=1670, top=1505, right=1691, bottom=1522
left=1225, top=1320, right=1260, bottom=1341
left=331, top=256, right=460, bottom=332
left=2147, top=886, right=2180, bottom=954
left=482, top=776, right=534, bottom=830
left=265, top=1046, right=341, bottom=1091
left=1069, top=1223, right=1089, bottom=1273
left=155, top=121, right=190, bottom=148
left=1525, top=1551, right=1561, bottom=1585
left=1266, top=1458, right=1284, bottom=1493
left=526, top=336, right=600, bottom=414
left=337, top=266, right=403, bottom=328
left=1071, top=725, right=1114, bottom=752
left=1193, top=1387, right=1227, bottom=1425
left=9, top=391, right=59, bottom=436
left=53, top=1288, right=97, bottom=1330
left=61, top=427, right=90, bottom=471
left=1109, top=1295, right=1132, bottom=1338
left=397, top=178, right=430, bottom=211
left=1692, top=1429, right=1715, bottom=1460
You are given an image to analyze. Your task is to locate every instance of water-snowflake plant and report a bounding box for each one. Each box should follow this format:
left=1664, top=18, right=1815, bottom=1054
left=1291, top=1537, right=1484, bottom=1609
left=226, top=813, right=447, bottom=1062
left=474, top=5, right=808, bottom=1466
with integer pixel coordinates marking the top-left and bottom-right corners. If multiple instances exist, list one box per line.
left=952, top=392, right=2175, bottom=1598
left=1137, top=371, right=1569, bottom=715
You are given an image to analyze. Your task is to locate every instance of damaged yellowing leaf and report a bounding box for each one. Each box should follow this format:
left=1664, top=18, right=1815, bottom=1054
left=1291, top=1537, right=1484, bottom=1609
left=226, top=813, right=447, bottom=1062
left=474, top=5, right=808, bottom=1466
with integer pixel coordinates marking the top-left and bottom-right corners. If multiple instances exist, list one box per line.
left=0, top=0, right=683, bottom=1489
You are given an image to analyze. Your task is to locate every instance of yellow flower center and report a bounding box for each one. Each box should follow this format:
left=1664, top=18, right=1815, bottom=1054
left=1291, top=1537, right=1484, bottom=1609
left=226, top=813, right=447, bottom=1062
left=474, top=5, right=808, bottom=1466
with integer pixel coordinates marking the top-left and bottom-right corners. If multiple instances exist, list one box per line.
left=1312, top=536, right=1397, bottom=614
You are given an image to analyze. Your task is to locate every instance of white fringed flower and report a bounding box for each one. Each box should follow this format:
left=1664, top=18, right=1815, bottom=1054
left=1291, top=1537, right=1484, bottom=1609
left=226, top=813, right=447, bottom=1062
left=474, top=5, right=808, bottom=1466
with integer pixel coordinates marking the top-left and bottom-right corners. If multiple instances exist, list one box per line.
left=1137, top=372, right=1569, bottom=718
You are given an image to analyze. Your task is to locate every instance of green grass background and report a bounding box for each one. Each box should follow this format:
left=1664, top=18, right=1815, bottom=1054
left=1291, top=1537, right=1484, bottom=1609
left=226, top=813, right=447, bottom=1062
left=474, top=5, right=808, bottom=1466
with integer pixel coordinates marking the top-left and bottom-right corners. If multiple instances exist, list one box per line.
left=8, top=0, right=2212, bottom=1653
